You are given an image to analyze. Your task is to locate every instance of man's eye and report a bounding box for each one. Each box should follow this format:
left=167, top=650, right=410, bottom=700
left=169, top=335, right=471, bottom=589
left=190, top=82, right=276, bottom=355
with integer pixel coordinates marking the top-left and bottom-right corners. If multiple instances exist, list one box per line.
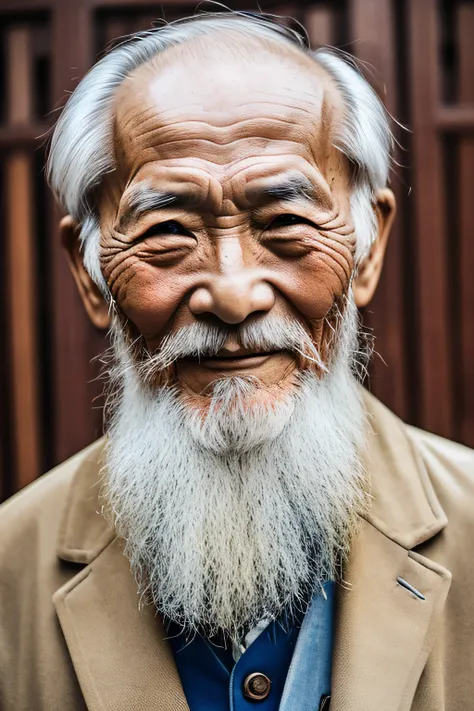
left=140, top=220, right=192, bottom=239
left=267, top=214, right=314, bottom=229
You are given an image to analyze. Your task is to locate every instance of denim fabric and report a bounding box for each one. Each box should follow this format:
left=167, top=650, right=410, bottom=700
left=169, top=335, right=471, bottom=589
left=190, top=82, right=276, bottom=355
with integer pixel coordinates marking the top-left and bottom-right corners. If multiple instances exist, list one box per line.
left=168, top=581, right=335, bottom=711
left=279, top=582, right=334, bottom=711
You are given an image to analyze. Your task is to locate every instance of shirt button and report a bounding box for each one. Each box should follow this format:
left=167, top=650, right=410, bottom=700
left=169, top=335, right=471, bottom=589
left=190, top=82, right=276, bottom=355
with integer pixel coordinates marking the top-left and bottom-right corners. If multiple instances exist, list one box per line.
left=243, top=672, right=272, bottom=701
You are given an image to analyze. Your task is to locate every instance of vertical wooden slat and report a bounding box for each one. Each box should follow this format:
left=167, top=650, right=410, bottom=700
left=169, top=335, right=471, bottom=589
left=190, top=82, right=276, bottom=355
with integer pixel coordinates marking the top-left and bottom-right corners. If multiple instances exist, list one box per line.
left=0, top=153, right=6, bottom=501
left=303, top=6, right=334, bottom=49
left=304, top=6, right=334, bottom=47
left=408, top=0, right=453, bottom=438
left=51, top=2, right=106, bottom=464
left=271, top=5, right=299, bottom=27
left=6, top=26, right=41, bottom=489
left=457, top=4, right=474, bottom=447
left=7, top=27, right=33, bottom=123
left=349, top=0, right=409, bottom=422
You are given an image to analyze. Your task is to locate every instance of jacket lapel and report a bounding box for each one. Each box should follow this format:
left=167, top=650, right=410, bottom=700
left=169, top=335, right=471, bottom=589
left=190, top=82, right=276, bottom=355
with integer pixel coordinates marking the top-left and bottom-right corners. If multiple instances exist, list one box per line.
left=54, top=536, right=189, bottom=711
left=330, top=393, right=452, bottom=711
left=330, top=519, right=451, bottom=711
left=53, top=439, right=189, bottom=711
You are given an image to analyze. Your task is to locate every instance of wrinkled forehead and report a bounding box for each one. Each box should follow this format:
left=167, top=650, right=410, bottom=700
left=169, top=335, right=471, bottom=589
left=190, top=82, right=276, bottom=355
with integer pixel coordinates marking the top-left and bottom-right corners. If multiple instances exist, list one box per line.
left=112, top=38, right=345, bottom=191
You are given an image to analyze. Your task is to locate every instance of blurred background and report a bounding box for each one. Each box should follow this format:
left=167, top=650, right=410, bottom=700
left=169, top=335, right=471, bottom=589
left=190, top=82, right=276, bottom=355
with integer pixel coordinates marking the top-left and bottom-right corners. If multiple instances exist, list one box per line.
left=0, top=0, right=472, bottom=501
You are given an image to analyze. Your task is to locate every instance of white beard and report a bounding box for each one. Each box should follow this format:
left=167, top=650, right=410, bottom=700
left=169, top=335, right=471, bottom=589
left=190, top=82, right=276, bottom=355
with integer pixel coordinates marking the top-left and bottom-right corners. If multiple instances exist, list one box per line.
left=102, top=297, right=370, bottom=640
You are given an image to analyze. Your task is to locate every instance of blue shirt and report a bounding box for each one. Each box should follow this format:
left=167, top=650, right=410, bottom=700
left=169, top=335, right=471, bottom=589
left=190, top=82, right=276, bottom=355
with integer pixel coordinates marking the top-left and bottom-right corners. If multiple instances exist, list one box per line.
left=168, top=582, right=335, bottom=711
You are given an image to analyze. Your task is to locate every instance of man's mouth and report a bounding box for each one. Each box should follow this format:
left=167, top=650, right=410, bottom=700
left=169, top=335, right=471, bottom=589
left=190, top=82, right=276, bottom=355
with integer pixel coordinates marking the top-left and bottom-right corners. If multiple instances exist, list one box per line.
left=182, top=348, right=284, bottom=371
left=175, top=344, right=298, bottom=389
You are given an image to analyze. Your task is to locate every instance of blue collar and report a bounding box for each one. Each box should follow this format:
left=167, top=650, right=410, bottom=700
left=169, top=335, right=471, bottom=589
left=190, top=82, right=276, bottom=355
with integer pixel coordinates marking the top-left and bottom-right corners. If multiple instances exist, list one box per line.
left=167, top=581, right=335, bottom=711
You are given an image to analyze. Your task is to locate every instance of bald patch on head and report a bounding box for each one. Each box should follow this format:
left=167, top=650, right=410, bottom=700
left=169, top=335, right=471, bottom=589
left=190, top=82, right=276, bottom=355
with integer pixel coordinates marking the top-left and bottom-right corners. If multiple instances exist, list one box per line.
left=116, top=29, right=343, bottom=122
left=112, top=34, right=346, bottom=184
left=129, top=27, right=328, bottom=80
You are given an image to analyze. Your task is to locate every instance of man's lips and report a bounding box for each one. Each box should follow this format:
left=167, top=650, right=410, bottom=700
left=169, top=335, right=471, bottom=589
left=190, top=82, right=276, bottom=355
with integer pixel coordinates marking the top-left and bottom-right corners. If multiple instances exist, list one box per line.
left=175, top=348, right=298, bottom=388
left=181, top=350, right=283, bottom=370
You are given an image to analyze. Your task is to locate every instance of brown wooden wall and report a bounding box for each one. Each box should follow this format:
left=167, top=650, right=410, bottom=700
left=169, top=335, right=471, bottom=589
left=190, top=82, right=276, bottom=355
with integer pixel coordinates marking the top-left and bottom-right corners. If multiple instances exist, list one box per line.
left=0, top=0, right=473, bottom=500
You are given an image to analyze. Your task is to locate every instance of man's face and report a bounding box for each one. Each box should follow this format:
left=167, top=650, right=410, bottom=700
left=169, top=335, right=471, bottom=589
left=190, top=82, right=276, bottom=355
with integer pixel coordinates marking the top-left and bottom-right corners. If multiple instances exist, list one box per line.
left=98, top=44, right=355, bottom=398
left=57, top=38, right=384, bottom=634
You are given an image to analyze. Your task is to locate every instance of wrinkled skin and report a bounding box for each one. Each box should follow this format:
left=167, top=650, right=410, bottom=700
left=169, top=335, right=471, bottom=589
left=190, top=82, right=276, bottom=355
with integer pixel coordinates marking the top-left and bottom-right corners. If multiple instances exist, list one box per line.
left=62, top=39, right=395, bottom=397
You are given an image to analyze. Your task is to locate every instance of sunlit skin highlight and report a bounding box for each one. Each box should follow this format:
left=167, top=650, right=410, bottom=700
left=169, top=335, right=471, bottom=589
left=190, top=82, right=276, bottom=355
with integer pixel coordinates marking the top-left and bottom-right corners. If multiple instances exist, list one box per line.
left=97, top=40, right=358, bottom=401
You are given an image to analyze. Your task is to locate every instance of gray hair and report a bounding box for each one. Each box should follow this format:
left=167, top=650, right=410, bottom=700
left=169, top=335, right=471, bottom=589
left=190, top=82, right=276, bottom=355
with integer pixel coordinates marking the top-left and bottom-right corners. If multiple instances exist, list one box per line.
left=47, top=12, right=393, bottom=294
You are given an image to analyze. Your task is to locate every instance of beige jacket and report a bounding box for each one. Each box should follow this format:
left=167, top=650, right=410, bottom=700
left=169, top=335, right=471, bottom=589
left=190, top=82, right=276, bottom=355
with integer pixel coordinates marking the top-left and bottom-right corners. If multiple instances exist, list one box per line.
left=1, top=392, right=473, bottom=711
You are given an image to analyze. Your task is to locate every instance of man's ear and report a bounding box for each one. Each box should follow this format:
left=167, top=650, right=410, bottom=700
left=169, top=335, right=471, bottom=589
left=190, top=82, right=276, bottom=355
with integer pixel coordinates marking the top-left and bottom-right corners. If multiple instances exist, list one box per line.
left=352, top=188, right=396, bottom=308
left=60, top=215, right=111, bottom=330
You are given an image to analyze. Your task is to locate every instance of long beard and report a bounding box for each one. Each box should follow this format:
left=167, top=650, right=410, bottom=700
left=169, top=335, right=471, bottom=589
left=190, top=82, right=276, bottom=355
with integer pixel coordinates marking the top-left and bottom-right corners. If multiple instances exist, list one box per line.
left=102, top=298, right=370, bottom=640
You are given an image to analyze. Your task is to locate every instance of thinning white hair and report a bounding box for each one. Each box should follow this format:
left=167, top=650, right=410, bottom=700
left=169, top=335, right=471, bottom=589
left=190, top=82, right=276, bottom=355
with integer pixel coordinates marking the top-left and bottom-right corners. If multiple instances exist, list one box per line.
left=47, top=12, right=393, bottom=292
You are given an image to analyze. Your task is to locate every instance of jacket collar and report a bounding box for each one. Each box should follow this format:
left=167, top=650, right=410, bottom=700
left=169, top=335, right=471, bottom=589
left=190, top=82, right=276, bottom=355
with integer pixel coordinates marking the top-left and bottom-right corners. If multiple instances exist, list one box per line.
left=54, top=439, right=189, bottom=711
left=54, top=536, right=188, bottom=711
left=56, top=437, right=114, bottom=564
left=361, top=389, right=447, bottom=548
left=54, top=390, right=451, bottom=711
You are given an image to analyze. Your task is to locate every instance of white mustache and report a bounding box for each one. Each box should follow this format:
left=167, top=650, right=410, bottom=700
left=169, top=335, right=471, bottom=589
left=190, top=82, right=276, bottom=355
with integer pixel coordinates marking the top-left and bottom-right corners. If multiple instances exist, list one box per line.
left=149, top=314, right=328, bottom=372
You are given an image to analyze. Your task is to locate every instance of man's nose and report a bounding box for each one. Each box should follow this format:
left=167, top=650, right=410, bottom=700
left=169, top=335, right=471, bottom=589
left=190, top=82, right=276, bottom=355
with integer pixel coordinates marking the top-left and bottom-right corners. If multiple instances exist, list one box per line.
left=189, top=273, right=276, bottom=324
left=188, top=237, right=275, bottom=324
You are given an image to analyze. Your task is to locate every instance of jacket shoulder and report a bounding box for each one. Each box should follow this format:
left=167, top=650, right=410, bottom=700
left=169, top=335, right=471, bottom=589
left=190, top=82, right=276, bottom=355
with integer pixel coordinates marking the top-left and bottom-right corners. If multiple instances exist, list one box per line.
left=0, top=439, right=105, bottom=559
left=406, top=425, right=474, bottom=528
left=0, top=440, right=106, bottom=711
left=407, top=425, right=474, bottom=486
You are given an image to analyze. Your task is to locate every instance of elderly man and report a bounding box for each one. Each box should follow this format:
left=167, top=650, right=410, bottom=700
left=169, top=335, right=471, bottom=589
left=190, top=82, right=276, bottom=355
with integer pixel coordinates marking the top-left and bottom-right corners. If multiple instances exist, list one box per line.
left=1, top=11, right=473, bottom=711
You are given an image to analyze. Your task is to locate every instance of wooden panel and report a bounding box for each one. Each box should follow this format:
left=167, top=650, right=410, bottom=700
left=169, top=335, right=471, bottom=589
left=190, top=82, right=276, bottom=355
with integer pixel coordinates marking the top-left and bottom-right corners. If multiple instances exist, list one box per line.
left=457, top=3, right=474, bottom=446
left=7, top=27, right=33, bottom=124
left=408, top=0, right=453, bottom=437
left=6, top=26, right=41, bottom=489
left=50, top=2, right=106, bottom=464
left=349, top=0, right=409, bottom=421
left=0, top=161, right=6, bottom=500
left=6, top=153, right=40, bottom=489
left=304, top=6, right=334, bottom=47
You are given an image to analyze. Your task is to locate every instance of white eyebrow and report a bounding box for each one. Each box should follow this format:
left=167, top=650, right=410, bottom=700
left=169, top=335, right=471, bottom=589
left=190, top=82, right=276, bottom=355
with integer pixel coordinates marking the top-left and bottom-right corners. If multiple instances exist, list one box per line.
left=262, top=175, right=317, bottom=203
left=122, top=186, right=177, bottom=222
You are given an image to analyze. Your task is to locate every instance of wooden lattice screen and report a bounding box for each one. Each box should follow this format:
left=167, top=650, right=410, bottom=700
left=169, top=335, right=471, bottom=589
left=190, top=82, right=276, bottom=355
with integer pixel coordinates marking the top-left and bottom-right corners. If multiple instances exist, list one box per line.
left=0, top=0, right=473, bottom=501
